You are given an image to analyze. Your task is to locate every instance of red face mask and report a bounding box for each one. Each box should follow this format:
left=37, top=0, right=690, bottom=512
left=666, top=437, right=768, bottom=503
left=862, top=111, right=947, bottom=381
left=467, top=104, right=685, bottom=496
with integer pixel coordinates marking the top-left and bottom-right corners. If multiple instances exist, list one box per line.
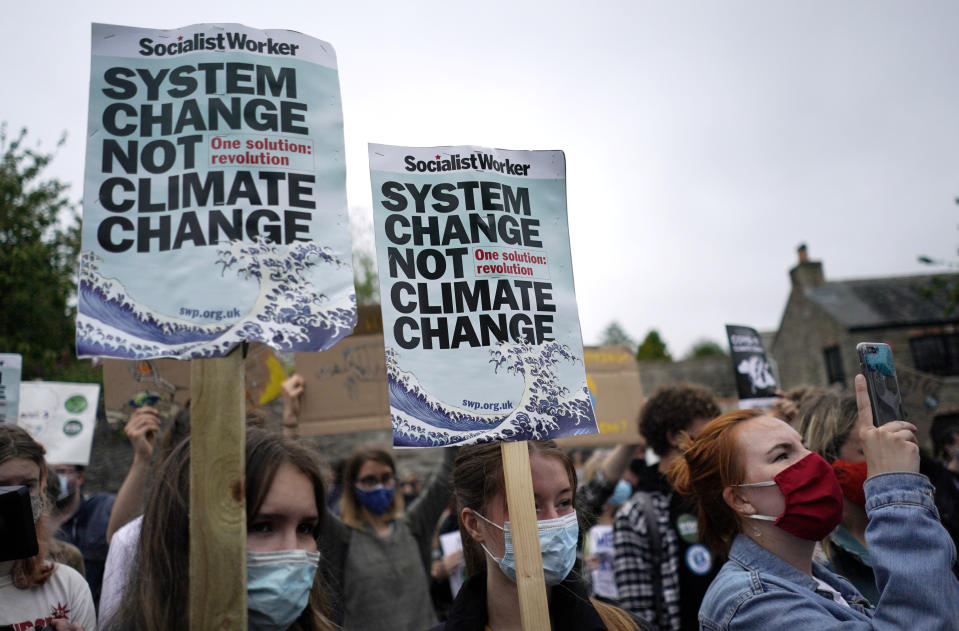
left=831, top=459, right=868, bottom=507
left=734, top=452, right=844, bottom=541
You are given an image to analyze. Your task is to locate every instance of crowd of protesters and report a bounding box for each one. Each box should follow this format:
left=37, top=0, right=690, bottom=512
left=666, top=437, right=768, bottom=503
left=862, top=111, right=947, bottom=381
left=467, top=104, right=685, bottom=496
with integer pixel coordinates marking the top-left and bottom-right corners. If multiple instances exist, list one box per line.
left=2, top=368, right=959, bottom=631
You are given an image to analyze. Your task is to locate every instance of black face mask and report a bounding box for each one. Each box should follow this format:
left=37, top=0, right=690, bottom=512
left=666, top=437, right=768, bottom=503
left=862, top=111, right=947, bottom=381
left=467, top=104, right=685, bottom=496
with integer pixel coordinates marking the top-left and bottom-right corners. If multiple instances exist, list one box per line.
left=629, top=457, right=646, bottom=477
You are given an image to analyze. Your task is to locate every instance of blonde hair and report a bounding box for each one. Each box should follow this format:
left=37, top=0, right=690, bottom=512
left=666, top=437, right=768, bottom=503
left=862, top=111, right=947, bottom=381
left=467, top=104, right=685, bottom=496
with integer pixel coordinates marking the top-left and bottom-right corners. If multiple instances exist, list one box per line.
left=797, top=390, right=858, bottom=463
left=593, top=598, right=645, bottom=630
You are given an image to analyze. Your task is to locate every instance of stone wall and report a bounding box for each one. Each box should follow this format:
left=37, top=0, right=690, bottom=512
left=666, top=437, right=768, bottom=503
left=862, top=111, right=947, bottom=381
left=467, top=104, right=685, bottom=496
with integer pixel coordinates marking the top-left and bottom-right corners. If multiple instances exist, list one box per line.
left=636, top=356, right=739, bottom=410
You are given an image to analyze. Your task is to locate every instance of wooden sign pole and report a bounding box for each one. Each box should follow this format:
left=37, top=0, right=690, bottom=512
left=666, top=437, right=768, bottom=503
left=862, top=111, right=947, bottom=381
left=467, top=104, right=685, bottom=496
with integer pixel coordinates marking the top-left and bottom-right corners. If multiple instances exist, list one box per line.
left=189, top=348, right=247, bottom=630
left=501, top=441, right=551, bottom=631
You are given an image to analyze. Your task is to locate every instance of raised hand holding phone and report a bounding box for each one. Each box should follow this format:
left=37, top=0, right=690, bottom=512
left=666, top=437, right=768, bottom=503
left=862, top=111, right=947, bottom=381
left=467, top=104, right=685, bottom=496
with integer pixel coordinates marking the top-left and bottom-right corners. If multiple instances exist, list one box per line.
left=854, top=374, right=920, bottom=477
left=856, top=342, right=906, bottom=425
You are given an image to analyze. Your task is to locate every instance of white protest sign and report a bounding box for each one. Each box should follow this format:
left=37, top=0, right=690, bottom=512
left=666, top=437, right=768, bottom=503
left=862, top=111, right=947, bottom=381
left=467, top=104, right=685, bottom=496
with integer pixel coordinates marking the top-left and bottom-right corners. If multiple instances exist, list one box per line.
left=370, top=144, right=597, bottom=447
left=439, top=530, right=466, bottom=598
left=587, top=524, right=618, bottom=600
left=0, top=354, right=22, bottom=423
left=78, top=23, right=356, bottom=360
left=18, top=382, right=101, bottom=466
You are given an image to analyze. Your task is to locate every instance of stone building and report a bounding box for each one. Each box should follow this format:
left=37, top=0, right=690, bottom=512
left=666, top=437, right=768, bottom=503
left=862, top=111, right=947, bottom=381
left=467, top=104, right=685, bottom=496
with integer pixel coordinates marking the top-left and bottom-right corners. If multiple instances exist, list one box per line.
left=771, top=244, right=959, bottom=442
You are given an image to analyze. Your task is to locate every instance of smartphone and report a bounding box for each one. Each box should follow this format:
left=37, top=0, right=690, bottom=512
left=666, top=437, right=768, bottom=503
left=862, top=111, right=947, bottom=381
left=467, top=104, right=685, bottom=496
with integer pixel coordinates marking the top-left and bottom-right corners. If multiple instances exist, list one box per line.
left=0, top=485, right=39, bottom=562
left=856, top=342, right=906, bottom=425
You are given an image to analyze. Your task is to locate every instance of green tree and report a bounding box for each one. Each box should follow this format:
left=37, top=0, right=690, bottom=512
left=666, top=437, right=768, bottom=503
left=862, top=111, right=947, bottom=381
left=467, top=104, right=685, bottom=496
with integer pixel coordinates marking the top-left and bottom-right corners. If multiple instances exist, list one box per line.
left=685, top=339, right=728, bottom=359
left=0, top=125, right=83, bottom=379
left=636, top=329, right=672, bottom=361
left=600, top=321, right=636, bottom=351
left=353, top=250, right=379, bottom=305
left=918, top=197, right=959, bottom=316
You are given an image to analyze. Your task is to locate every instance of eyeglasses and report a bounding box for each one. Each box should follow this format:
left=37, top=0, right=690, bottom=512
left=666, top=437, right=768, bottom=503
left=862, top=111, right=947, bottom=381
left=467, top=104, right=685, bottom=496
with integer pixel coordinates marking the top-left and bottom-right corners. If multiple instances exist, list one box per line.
left=356, top=472, right=394, bottom=489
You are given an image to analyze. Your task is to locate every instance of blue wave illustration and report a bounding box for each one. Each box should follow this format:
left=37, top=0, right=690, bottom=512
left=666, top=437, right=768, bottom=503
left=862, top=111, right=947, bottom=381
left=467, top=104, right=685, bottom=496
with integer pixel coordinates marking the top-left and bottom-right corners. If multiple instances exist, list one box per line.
left=388, top=340, right=597, bottom=447
left=76, top=239, right=357, bottom=359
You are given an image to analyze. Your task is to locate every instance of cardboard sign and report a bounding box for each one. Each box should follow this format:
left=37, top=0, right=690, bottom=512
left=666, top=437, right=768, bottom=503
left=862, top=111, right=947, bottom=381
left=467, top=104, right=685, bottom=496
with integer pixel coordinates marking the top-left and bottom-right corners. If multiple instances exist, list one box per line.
left=102, top=343, right=285, bottom=424
left=0, top=354, right=22, bottom=423
left=18, top=382, right=100, bottom=466
left=77, top=23, right=356, bottom=360
left=726, top=325, right=778, bottom=410
left=369, top=144, right=597, bottom=447
left=556, top=346, right=644, bottom=447
left=294, top=333, right=391, bottom=435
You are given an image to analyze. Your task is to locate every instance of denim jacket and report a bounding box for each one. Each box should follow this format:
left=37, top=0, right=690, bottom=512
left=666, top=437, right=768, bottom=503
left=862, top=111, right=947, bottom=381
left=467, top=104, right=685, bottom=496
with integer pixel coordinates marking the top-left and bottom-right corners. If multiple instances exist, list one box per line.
left=698, top=472, right=959, bottom=631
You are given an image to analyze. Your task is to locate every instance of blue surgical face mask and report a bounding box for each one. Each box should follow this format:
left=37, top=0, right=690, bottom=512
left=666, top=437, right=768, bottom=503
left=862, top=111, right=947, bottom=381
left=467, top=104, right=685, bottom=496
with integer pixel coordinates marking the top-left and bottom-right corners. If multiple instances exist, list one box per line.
left=355, top=485, right=394, bottom=515
left=473, top=510, right=579, bottom=586
left=247, top=549, right=320, bottom=631
left=57, top=474, right=70, bottom=501
left=609, top=480, right=633, bottom=506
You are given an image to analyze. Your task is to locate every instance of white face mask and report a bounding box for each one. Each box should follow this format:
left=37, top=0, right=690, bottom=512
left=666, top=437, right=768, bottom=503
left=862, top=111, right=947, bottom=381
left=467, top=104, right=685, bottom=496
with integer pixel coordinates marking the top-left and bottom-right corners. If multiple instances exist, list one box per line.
left=472, top=510, right=579, bottom=586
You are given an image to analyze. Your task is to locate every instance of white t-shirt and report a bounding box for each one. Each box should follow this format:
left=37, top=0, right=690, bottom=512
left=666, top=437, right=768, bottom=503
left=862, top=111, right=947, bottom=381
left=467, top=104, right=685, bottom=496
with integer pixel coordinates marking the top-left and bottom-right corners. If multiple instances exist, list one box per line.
left=98, top=515, right=142, bottom=627
left=0, top=560, right=97, bottom=630
left=812, top=575, right=851, bottom=608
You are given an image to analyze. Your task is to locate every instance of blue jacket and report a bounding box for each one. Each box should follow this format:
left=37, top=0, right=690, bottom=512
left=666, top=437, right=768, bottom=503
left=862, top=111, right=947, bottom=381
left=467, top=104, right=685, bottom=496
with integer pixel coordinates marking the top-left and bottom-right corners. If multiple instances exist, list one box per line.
left=699, top=472, right=959, bottom=631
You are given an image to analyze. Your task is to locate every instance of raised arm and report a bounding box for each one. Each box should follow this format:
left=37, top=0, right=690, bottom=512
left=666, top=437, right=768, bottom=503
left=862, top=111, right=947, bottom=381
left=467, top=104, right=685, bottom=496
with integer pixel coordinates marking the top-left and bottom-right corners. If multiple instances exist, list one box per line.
left=854, top=374, right=959, bottom=630
left=106, top=406, right=159, bottom=543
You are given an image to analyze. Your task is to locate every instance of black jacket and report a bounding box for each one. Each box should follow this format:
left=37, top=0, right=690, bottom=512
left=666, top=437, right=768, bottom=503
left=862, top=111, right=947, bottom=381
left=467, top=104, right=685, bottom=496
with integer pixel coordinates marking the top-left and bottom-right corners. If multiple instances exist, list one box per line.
left=427, top=571, right=609, bottom=631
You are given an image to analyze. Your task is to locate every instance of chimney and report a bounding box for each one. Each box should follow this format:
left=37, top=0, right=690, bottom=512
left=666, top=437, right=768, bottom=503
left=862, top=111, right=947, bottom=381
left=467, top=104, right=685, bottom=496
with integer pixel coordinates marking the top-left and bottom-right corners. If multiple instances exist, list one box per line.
left=789, top=242, right=824, bottom=289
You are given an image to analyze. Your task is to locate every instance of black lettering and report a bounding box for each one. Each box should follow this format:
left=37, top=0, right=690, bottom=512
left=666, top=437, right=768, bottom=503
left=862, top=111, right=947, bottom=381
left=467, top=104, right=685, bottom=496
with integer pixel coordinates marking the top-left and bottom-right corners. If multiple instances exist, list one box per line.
left=102, top=67, right=137, bottom=100
left=381, top=181, right=408, bottom=211
left=99, top=177, right=135, bottom=212
left=97, top=216, right=134, bottom=252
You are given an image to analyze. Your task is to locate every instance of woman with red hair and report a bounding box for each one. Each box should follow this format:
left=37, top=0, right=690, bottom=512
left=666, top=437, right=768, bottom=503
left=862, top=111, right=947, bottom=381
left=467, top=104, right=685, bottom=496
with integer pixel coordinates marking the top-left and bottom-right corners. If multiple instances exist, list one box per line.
left=666, top=375, right=959, bottom=629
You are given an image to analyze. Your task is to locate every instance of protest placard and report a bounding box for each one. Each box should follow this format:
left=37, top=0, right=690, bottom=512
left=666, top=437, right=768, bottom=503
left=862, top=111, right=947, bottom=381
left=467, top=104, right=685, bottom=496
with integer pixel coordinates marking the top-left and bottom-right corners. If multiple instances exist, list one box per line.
left=77, top=23, right=356, bottom=360
left=557, top=345, right=644, bottom=447
left=295, top=333, right=391, bottom=435
left=0, top=354, right=22, bottom=423
left=101, top=342, right=285, bottom=424
left=18, top=382, right=100, bottom=465
left=726, top=324, right=778, bottom=410
left=439, top=530, right=466, bottom=598
left=369, top=144, right=597, bottom=447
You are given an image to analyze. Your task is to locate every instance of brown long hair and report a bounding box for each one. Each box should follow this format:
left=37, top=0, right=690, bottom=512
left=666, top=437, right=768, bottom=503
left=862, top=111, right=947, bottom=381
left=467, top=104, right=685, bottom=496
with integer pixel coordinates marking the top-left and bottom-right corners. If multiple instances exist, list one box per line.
left=450, top=441, right=643, bottom=630
left=339, top=446, right=404, bottom=529
left=107, top=426, right=334, bottom=631
left=0, top=424, right=55, bottom=588
left=667, top=409, right=762, bottom=555
left=451, top=440, right=577, bottom=576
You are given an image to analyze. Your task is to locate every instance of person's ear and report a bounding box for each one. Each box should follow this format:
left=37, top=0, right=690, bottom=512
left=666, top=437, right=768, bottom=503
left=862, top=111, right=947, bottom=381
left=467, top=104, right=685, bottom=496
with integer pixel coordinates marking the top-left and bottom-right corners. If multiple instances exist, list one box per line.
left=76, top=470, right=85, bottom=487
left=460, top=507, right=485, bottom=544
left=722, top=486, right=754, bottom=517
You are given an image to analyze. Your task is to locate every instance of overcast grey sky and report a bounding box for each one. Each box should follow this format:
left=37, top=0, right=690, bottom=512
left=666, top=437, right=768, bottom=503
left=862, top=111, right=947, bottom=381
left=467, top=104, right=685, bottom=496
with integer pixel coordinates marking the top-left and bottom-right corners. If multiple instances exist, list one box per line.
left=4, top=1, right=958, bottom=357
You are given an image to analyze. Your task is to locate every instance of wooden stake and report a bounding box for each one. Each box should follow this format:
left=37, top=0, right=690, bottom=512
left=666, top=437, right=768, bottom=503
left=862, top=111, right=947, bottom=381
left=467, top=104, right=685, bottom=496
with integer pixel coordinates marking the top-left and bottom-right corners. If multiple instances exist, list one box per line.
left=190, top=348, right=247, bottom=631
left=501, top=441, right=551, bottom=631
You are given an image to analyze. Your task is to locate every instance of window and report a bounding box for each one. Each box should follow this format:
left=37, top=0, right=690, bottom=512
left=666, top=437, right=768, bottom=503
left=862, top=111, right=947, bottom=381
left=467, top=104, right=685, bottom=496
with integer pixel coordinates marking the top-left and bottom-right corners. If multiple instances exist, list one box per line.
left=910, top=334, right=959, bottom=376
left=823, top=345, right=845, bottom=386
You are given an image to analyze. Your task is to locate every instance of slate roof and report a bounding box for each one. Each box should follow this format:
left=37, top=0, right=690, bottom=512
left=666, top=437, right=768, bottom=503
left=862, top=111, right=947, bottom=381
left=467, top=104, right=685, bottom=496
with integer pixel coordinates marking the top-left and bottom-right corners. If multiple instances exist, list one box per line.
left=805, top=273, right=959, bottom=330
